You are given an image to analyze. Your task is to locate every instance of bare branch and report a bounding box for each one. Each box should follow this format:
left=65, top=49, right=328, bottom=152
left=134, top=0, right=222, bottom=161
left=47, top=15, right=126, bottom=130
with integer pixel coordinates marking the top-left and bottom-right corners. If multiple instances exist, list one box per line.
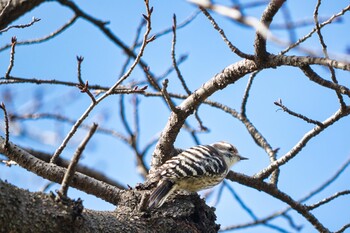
left=77, top=81, right=96, bottom=104
left=24, top=147, right=126, bottom=189
left=189, top=0, right=284, bottom=52
left=281, top=4, right=350, bottom=55
left=171, top=14, right=192, bottom=95
left=0, top=102, right=9, bottom=150
left=50, top=0, right=154, bottom=163
left=274, top=98, right=324, bottom=126
left=300, top=65, right=350, bottom=97
left=224, top=155, right=350, bottom=231
left=118, top=17, right=146, bottom=78
left=226, top=171, right=330, bottom=232
left=0, top=136, right=123, bottom=205
left=223, top=181, right=258, bottom=220
left=199, top=7, right=254, bottom=59
left=76, top=55, right=84, bottom=84
left=270, top=54, right=350, bottom=72
left=271, top=16, right=342, bottom=30
left=58, top=123, right=98, bottom=198
left=254, top=0, right=285, bottom=61
left=151, top=59, right=258, bottom=172
left=255, top=106, right=350, bottom=179
left=10, top=112, right=129, bottom=142
left=161, top=79, right=179, bottom=113
left=241, top=71, right=259, bottom=117
left=5, top=36, right=16, bottom=78
left=335, top=223, right=350, bottom=233
left=313, top=1, right=346, bottom=109
left=135, top=10, right=201, bottom=48
left=307, top=190, right=350, bottom=210
left=300, top=156, right=350, bottom=203
left=0, top=16, right=40, bottom=33
left=0, top=15, right=78, bottom=52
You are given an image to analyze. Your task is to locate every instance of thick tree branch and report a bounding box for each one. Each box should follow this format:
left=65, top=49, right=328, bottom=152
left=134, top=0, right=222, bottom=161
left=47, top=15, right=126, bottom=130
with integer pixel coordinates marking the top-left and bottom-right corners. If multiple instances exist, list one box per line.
left=254, top=0, right=286, bottom=62
left=0, top=136, right=123, bottom=205
left=150, top=59, right=258, bottom=172
left=0, top=179, right=219, bottom=233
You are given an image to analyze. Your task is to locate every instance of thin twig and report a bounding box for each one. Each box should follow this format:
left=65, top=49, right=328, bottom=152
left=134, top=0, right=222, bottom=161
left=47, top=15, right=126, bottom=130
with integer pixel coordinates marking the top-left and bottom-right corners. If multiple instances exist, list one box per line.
left=299, top=156, right=350, bottom=203
left=77, top=81, right=96, bottom=103
left=223, top=181, right=257, bottom=220
left=192, top=0, right=285, bottom=48
left=335, top=223, right=350, bottom=233
left=300, top=65, right=350, bottom=97
left=172, top=14, right=207, bottom=131
left=161, top=79, right=179, bottom=113
left=5, top=36, right=16, bottom=78
left=77, top=55, right=84, bottom=84
left=256, top=106, right=350, bottom=179
left=136, top=53, right=188, bottom=87
left=280, top=213, right=303, bottom=231
left=50, top=0, right=154, bottom=163
left=194, top=110, right=208, bottom=132
left=274, top=99, right=324, bottom=126
left=241, top=71, right=259, bottom=117
left=224, top=182, right=296, bottom=232
left=135, top=10, right=200, bottom=48
left=57, top=0, right=202, bottom=156
left=25, top=147, right=126, bottom=189
left=271, top=16, right=342, bottom=30
left=0, top=76, right=145, bottom=95
left=10, top=112, right=129, bottom=142
left=281, top=4, right=350, bottom=55
left=226, top=172, right=330, bottom=232
left=119, top=95, right=133, bottom=136
left=171, top=14, right=191, bottom=95
left=0, top=17, right=40, bottom=33
left=223, top=155, right=350, bottom=231
left=199, top=7, right=254, bottom=59
left=57, top=123, right=98, bottom=198
left=0, top=15, right=78, bottom=52
left=118, top=18, right=146, bottom=78
left=0, top=102, right=9, bottom=150
left=313, top=1, right=346, bottom=109
left=307, top=190, right=350, bottom=210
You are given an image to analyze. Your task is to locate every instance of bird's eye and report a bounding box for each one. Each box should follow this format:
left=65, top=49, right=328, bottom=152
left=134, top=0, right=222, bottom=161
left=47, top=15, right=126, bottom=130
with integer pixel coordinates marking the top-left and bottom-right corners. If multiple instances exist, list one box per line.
left=228, top=147, right=236, bottom=153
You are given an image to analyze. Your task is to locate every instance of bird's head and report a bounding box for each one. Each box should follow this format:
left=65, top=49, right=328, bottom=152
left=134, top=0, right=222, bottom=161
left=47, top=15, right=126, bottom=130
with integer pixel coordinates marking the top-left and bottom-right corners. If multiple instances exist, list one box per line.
left=211, top=141, right=248, bottom=167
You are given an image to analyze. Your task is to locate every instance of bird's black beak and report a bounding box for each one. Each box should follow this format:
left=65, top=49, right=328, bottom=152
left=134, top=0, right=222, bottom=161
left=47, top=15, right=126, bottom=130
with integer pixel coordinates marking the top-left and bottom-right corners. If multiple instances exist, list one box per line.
left=239, top=155, right=248, bottom=161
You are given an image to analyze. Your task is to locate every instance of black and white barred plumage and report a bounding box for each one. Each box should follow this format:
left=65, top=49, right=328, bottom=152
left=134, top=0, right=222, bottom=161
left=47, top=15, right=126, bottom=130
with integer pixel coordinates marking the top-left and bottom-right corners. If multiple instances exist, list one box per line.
left=146, top=141, right=247, bottom=209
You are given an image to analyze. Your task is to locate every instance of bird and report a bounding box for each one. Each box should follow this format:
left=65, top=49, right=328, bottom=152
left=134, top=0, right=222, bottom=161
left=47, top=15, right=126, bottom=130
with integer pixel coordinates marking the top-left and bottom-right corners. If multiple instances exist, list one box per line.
left=146, top=141, right=247, bottom=209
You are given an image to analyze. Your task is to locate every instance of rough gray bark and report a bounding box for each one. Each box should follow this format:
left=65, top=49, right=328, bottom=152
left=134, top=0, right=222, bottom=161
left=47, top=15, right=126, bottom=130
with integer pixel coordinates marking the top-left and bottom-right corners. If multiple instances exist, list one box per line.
left=0, top=179, right=219, bottom=233
left=0, top=0, right=45, bottom=30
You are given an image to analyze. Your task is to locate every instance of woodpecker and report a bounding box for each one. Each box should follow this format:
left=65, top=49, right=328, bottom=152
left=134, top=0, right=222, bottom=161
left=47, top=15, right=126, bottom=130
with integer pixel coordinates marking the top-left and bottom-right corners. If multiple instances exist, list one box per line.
left=146, top=141, right=247, bottom=209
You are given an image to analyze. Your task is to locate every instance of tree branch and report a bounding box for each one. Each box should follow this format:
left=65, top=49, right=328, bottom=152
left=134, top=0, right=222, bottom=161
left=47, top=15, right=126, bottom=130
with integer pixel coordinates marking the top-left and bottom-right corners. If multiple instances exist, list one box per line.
left=226, top=171, right=330, bottom=232
left=150, top=59, right=258, bottom=172
left=0, top=136, right=123, bottom=205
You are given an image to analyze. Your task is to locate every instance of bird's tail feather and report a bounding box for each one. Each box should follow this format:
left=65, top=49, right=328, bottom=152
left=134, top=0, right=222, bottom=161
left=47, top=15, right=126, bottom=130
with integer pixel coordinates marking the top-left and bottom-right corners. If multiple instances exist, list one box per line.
left=147, top=180, right=174, bottom=209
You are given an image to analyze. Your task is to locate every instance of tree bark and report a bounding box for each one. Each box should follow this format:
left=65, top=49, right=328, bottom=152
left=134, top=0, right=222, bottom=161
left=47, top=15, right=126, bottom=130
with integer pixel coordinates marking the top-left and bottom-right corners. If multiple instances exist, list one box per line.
left=0, top=179, right=219, bottom=233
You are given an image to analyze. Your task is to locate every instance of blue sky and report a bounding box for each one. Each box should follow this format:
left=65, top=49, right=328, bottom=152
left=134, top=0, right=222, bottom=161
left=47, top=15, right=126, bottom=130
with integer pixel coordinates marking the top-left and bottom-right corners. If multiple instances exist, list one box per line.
left=1, top=1, right=350, bottom=232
